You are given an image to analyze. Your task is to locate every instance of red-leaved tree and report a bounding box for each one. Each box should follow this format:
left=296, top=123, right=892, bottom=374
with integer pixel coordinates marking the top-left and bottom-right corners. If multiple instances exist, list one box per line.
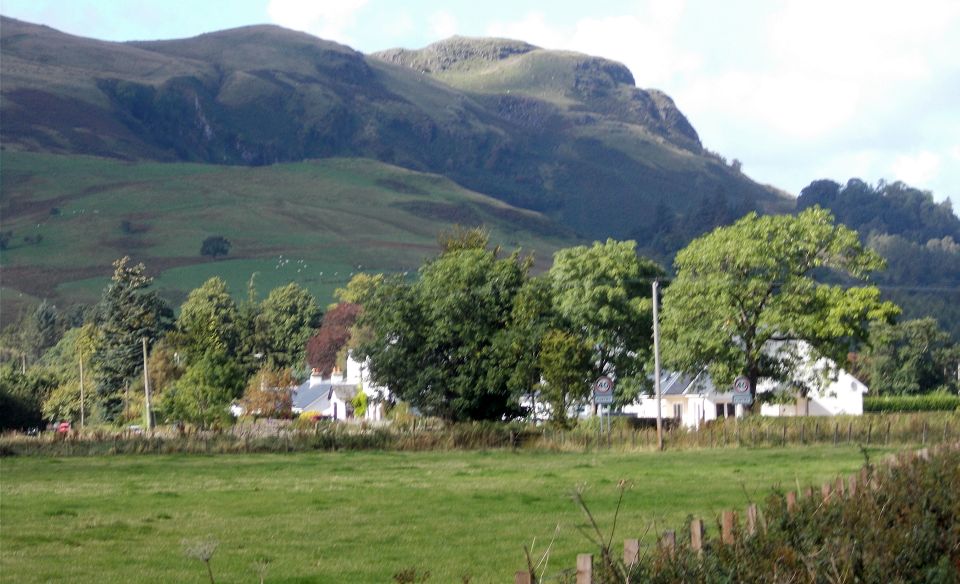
left=305, top=302, right=361, bottom=375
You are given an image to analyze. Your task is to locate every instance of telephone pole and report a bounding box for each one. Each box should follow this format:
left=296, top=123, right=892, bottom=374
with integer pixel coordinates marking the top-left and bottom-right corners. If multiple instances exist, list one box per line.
left=142, top=337, right=154, bottom=430
left=79, top=348, right=85, bottom=428
left=653, top=280, right=664, bottom=451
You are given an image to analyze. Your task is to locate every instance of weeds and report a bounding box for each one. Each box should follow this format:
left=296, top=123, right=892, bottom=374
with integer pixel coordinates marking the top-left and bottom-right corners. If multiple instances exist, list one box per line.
left=182, top=537, right=218, bottom=584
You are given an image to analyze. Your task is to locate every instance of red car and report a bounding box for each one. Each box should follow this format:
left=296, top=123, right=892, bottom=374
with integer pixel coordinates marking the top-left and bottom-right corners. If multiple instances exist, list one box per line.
left=56, top=421, right=71, bottom=434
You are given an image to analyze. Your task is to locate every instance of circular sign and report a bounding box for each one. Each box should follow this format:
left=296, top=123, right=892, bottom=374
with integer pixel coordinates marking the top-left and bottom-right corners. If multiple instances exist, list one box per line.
left=733, top=376, right=751, bottom=394
left=593, top=376, right=614, bottom=394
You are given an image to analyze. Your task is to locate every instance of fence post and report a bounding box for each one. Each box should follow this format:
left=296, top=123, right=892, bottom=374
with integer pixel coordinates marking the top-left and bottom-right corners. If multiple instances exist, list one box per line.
left=867, top=423, right=872, bottom=445
left=576, top=554, right=593, bottom=584
left=821, top=481, right=832, bottom=503
left=833, top=423, right=839, bottom=445
left=690, top=518, right=704, bottom=553
left=786, top=491, right=797, bottom=513
left=885, top=421, right=891, bottom=445
left=660, top=530, right=676, bottom=556
left=835, top=476, right=845, bottom=498
left=721, top=511, right=736, bottom=545
left=847, top=422, right=852, bottom=443
left=745, top=503, right=758, bottom=536
left=515, top=571, right=532, bottom=584
left=922, top=421, right=928, bottom=445
left=782, top=425, right=787, bottom=446
left=815, top=421, right=820, bottom=442
left=800, top=423, right=805, bottom=444
left=624, top=539, right=639, bottom=567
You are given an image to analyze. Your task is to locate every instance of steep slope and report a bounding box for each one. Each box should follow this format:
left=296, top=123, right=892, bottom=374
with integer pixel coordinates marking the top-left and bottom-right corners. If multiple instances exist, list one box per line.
left=1, top=17, right=792, bottom=243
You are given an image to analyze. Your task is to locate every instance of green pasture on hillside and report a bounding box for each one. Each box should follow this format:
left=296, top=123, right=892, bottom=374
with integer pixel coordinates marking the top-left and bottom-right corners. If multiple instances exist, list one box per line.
left=1, top=446, right=894, bottom=583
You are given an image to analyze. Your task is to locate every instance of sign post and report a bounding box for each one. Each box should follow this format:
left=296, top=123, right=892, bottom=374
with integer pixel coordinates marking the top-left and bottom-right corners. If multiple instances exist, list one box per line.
left=731, top=375, right=753, bottom=406
left=593, top=376, right=614, bottom=433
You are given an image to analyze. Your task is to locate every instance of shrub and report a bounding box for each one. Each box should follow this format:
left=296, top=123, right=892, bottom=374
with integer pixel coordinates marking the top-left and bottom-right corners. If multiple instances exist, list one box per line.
left=864, top=392, right=960, bottom=412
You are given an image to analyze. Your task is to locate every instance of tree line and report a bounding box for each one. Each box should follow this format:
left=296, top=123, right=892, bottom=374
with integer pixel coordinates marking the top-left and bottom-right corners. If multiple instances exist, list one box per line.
left=2, top=208, right=959, bottom=431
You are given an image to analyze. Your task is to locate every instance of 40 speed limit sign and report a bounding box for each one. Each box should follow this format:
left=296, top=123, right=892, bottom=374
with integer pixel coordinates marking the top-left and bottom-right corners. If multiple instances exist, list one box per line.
left=732, top=375, right=753, bottom=405
left=593, top=376, right=614, bottom=405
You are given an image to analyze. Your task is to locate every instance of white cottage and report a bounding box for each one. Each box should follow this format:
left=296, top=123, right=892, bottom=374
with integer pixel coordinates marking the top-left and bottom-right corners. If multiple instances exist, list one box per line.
left=627, top=342, right=869, bottom=428
left=291, top=352, right=389, bottom=421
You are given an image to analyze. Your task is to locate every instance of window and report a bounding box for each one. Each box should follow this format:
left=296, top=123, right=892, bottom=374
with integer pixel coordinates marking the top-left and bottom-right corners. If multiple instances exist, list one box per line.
left=716, top=403, right=725, bottom=418
left=727, top=403, right=736, bottom=417
left=673, top=403, right=683, bottom=419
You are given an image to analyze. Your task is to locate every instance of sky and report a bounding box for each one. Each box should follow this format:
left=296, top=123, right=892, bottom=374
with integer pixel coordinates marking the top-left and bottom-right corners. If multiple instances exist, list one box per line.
left=3, top=0, right=959, bottom=208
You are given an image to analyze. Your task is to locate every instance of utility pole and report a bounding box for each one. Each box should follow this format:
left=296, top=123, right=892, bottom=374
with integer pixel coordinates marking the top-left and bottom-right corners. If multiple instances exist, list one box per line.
left=142, top=337, right=153, bottom=430
left=653, top=280, right=664, bottom=451
left=79, top=348, right=85, bottom=428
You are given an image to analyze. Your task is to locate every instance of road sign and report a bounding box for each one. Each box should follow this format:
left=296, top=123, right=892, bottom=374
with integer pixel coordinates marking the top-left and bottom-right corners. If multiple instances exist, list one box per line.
left=593, top=376, right=614, bottom=405
left=732, top=375, right=753, bottom=405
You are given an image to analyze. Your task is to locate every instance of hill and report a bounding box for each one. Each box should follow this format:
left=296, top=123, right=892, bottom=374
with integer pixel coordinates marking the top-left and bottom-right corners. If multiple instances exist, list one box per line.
left=797, top=178, right=960, bottom=339
left=1, top=17, right=792, bottom=244
left=0, top=151, right=574, bottom=327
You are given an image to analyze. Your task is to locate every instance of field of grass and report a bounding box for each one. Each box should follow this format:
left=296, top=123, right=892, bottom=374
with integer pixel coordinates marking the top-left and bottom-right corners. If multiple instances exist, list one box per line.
left=1, top=445, right=894, bottom=583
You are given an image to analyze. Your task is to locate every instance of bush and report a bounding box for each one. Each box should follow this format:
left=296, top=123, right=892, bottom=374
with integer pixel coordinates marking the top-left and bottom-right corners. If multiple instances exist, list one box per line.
left=864, top=392, right=960, bottom=412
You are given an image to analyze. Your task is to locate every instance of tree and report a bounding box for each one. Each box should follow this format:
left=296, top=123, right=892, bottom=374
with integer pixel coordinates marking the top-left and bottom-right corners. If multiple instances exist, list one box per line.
left=239, top=367, right=296, bottom=419
left=538, top=329, right=592, bottom=427
left=858, top=318, right=958, bottom=395
left=305, top=302, right=361, bottom=375
left=91, top=257, right=172, bottom=422
left=356, top=243, right=531, bottom=421
left=20, top=300, right=60, bottom=360
left=175, top=277, right=240, bottom=360
left=548, top=239, right=664, bottom=405
left=259, top=283, right=321, bottom=369
left=200, top=236, right=231, bottom=259
left=661, top=208, right=900, bottom=409
left=167, top=351, right=244, bottom=428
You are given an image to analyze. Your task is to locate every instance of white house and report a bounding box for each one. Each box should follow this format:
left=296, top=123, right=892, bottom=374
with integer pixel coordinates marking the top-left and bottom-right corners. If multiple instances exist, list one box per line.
left=627, top=342, right=869, bottom=428
left=291, top=352, right=389, bottom=421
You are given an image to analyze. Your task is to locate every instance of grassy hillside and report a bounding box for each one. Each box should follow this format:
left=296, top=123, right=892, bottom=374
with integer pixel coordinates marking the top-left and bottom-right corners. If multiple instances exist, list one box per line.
left=0, top=151, right=575, bottom=325
left=1, top=17, right=793, bottom=245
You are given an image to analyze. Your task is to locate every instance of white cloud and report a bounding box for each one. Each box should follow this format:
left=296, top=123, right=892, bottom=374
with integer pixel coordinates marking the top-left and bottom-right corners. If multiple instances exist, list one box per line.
left=428, top=11, right=459, bottom=40
left=486, top=11, right=565, bottom=48
left=266, top=0, right=368, bottom=44
left=891, top=151, right=942, bottom=187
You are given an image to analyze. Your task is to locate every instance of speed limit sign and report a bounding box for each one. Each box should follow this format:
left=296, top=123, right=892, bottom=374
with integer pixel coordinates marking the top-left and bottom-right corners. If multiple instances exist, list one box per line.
left=732, top=376, right=753, bottom=404
left=593, top=376, right=614, bottom=404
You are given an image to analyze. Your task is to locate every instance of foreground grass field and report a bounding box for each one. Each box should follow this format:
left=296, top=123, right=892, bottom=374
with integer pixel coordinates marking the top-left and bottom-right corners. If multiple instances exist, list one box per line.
left=1, top=446, right=894, bottom=583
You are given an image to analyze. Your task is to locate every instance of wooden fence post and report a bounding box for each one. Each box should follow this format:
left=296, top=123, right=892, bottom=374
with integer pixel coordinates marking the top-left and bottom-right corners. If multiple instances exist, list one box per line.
left=867, top=423, right=872, bottom=445
left=576, top=554, right=593, bottom=584
left=786, top=491, right=797, bottom=513
left=515, top=571, right=532, bottom=584
left=660, top=530, right=676, bottom=556
left=624, top=539, right=639, bottom=567
left=922, top=421, right=928, bottom=445
left=745, top=503, right=758, bottom=536
left=690, top=518, right=704, bottom=553
left=885, top=421, right=891, bottom=445
left=782, top=425, right=787, bottom=446
left=721, top=511, right=736, bottom=545
left=847, top=422, right=852, bottom=443
left=833, top=423, right=839, bottom=445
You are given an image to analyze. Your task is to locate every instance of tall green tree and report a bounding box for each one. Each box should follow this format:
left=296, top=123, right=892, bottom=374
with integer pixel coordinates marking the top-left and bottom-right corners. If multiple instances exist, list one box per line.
left=547, top=239, right=664, bottom=404
left=91, top=257, right=172, bottom=422
left=175, top=277, right=240, bottom=360
left=858, top=318, right=959, bottom=395
left=538, top=329, right=592, bottom=427
left=166, top=351, right=244, bottom=428
left=259, top=283, right=321, bottom=369
left=661, top=208, right=899, bottom=408
left=357, top=239, right=531, bottom=421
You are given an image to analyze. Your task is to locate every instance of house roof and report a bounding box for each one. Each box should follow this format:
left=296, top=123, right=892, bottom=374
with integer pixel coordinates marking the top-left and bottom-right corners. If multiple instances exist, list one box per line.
left=657, top=370, right=719, bottom=396
left=293, top=377, right=332, bottom=411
